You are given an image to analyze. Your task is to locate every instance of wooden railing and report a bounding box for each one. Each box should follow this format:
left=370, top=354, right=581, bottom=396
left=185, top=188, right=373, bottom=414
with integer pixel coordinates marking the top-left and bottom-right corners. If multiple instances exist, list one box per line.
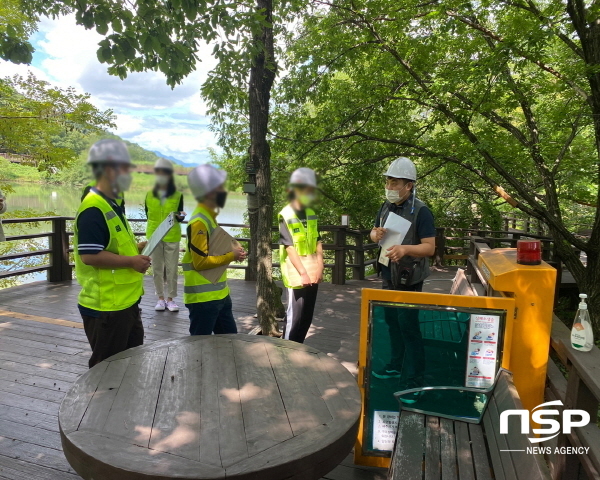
left=0, top=216, right=559, bottom=285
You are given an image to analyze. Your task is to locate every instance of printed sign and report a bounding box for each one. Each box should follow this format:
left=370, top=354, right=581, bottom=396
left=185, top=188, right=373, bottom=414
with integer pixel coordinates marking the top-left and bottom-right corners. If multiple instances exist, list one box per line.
left=372, top=410, right=399, bottom=451
left=465, top=313, right=500, bottom=388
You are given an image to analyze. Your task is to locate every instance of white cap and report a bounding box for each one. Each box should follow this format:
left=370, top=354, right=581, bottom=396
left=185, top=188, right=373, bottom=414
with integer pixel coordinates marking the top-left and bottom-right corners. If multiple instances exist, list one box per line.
left=384, top=157, right=417, bottom=181
left=154, top=157, right=174, bottom=171
left=289, top=168, right=317, bottom=188
left=188, top=164, right=227, bottom=199
left=579, top=293, right=588, bottom=310
left=87, top=139, right=134, bottom=166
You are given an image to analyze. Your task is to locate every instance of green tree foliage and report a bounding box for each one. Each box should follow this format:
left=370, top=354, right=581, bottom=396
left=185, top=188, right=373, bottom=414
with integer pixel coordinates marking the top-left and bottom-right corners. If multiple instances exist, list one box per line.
left=267, top=0, right=600, bottom=333
left=0, top=73, right=115, bottom=186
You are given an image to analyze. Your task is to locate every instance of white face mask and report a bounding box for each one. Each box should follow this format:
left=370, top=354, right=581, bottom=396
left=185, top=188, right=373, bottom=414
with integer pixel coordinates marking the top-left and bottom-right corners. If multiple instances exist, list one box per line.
left=385, top=189, right=401, bottom=204
left=155, top=174, right=169, bottom=187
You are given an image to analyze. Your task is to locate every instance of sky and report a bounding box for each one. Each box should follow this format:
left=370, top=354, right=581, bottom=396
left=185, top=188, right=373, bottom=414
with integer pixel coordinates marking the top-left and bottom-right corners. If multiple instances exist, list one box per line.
left=0, top=15, right=219, bottom=165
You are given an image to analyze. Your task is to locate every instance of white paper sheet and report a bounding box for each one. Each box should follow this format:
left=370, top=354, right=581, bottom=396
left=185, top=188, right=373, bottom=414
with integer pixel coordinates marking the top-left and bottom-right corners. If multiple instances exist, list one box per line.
left=378, top=212, right=412, bottom=267
left=142, top=213, right=176, bottom=256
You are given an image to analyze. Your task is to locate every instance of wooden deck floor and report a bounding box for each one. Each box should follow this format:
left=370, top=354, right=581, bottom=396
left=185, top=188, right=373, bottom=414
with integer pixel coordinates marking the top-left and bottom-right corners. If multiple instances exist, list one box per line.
left=0, top=268, right=456, bottom=480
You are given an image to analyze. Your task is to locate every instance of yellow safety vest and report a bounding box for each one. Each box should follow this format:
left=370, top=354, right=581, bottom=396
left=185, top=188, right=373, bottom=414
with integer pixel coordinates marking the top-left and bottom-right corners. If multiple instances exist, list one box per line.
left=182, top=204, right=229, bottom=304
left=74, top=191, right=143, bottom=311
left=82, top=180, right=124, bottom=207
left=145, top=190, right=182, bottom=243
left=279, top=204, right=319, bottom=288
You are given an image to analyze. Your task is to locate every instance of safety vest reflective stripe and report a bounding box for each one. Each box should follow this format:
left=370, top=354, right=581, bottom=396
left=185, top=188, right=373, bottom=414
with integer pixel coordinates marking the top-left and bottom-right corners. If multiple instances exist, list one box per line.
left=278, top=204, right=319, bottom=288
left=187, top=213, right=215, bottom=233
left=182, top=204, right=229, bottom=304
left=105, top=211, right=117, bottom=220
left=184, top=282, right=228, bottom=294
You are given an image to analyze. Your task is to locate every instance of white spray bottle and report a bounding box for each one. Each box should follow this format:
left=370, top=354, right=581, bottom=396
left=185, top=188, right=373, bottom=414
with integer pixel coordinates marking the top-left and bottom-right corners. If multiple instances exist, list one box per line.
left=571, top=294, right=594, bottom=352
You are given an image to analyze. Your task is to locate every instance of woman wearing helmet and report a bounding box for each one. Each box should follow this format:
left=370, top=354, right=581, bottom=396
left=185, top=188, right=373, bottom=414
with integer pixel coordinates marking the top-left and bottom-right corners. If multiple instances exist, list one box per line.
left=145, top=158, right=185, bottom=312
left=279, top=168, right=324, bottom=343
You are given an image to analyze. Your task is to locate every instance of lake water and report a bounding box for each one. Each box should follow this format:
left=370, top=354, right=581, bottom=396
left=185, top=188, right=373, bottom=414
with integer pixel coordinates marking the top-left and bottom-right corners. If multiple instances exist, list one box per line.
left=1, top=182, right=248, bottom=286
left=4, top=182, right=247, bottom=225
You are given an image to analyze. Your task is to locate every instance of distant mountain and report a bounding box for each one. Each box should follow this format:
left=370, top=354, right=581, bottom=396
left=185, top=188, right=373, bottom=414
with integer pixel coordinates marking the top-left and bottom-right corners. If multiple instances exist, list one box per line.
left=152, top=151, right=194, bottom=166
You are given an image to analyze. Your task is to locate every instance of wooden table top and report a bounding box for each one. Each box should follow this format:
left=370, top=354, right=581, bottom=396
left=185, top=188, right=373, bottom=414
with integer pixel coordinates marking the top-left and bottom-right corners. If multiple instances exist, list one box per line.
left=59, top=335, right=361, bottom=480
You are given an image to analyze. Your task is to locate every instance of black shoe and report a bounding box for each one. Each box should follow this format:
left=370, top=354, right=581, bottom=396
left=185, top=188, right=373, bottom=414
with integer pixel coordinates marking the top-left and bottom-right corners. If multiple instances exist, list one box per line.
left=372, top=365, right=402, bottom=379
left=398, top=378, right=424, bottom=404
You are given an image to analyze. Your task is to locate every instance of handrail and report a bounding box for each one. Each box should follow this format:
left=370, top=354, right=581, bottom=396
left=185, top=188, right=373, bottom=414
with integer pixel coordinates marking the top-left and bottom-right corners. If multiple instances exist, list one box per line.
left=0, top=216, right=560, bottom=284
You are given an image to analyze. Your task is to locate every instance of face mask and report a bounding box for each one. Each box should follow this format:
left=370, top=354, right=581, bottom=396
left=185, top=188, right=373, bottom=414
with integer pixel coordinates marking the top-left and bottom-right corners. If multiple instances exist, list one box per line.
left=155, top=174, right=169, bottom=187
left=216, top=191, right=228, bottom=208
left=298, top=192, right=316, bottom=207
left=385, top=189, right=401, bottom=204
left=115, top=173, right=132, bottom=193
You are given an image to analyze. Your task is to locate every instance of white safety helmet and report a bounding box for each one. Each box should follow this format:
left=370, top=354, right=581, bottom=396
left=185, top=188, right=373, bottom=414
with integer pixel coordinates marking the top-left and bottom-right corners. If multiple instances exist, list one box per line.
left=188, top=164, right=227, bottom=200
left=383, top=157, right=417, bottom=181
left=87, top=139, right=134, bottom=166
left=289, top=167, right=318, bottom=188
left=154, top=157, right=173, bottom=171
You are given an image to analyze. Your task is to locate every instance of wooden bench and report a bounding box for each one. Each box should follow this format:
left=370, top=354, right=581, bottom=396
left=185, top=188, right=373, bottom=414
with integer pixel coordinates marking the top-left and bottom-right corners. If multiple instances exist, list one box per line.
left=388, top=370, right=552, bottom=480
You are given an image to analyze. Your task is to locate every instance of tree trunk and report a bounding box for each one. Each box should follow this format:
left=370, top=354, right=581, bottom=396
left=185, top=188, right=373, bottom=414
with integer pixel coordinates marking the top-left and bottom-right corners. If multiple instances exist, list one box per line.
left=248, top=0, right=278, bottom=335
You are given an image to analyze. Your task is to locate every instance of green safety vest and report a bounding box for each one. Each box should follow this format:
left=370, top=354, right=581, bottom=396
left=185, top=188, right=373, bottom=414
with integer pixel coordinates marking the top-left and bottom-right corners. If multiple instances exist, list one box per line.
left=74, top=191, right=143, bottom=311
left=145, top=190, right=182, bottom=243
left=279, top=204, right=319, bottom=288
left=182, top=204, right=229, bottom=304
left=82, top=180, right=124, bottom=207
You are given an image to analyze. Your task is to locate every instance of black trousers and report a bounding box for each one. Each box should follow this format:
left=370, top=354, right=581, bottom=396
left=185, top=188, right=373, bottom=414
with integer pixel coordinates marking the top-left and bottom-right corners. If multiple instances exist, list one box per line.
left=82, top=303, right=144, bottom=368
left=283, top=284, right=319, bottom=343
left=382, top=279, right=425, bottom=382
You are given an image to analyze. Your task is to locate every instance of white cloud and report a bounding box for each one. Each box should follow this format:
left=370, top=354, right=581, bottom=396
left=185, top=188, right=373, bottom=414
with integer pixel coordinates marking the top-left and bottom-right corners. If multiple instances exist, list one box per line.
left=0, top=14, right=221, bottom=164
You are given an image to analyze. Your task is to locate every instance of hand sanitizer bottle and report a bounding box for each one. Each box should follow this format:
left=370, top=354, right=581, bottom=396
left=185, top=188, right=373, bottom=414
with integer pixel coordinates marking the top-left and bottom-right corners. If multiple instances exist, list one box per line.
left=571, top=294, right=594, bottom=352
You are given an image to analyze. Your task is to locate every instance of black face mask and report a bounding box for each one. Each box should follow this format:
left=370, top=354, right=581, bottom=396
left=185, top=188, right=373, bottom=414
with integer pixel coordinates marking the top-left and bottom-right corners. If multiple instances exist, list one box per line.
left=216, top=191, right=228, bottom=208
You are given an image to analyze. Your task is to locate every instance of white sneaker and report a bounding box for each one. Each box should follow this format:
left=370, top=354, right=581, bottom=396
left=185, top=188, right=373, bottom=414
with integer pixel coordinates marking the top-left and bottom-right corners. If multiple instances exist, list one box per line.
left=166, top=300, right=179, bottom=312
left=155, top=300, right=166, bottom=311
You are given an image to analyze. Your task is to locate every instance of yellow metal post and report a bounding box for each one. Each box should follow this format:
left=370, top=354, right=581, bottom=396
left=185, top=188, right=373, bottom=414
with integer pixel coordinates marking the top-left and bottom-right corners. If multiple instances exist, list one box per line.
left=478, top=248, right=557, bottom=413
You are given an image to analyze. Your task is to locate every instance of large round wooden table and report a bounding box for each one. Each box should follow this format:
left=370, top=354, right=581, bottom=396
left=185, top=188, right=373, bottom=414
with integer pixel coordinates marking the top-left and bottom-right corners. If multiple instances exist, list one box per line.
left=59, top=335, right=361, bottom=480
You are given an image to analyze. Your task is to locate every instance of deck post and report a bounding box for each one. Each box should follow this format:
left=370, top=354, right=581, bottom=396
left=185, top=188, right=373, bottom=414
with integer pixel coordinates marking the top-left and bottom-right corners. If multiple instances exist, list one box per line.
left=48, top=217, right=71, bottom=282
left=332, top=227, right=346, bottom=285
left=352, top=233, right=365, bottom=280
left=435, top=227, right=445, bottom=267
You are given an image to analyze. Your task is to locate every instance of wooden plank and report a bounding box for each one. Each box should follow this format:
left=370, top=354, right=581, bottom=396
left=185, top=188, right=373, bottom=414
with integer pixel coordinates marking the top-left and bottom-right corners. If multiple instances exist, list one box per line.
left=0, top=391, right=60, bottom=417
left=0, top=418, right=62, bottom=450
left=0, top=369, right=71, bottom=393
left=264, top=342, right=333, bottom=436
left=0, top=378, right=64, bottom=404
left=0, top=340, right=86, bottom=365
left=216, top=337, right=249, bottom=468
left=389, top=411, right=424, bottom=480
left=149, top=342, right=203, bottom=460
left=79, top=357, right=131, bottom=432
left=0, top=453, right=81, bottom=480
left=424, top=416, right=441, bottom=480
left=0, top=327, right=89, bottom=350
left=0, top=438, right=76, bottom=475
left=58, top=361, right=108, bottom=434
left=101, top=347, right=168, bottom=445
left=0, top=358, right=81, bottom=383
left=0, top=309, right=83, bottom=329
left=482, top=405, right=505, bottom=480
left=0, top=404, right=57, bottom=432
left=198, top=336, right=223, bottom=468
left=454, top=421, right=475, bottom=480
left=439, top=417, right=457, bottom=480
left=0, top=350, right=87, bottom=376
left=233, top=338, right=293, bottom=456
left=314, top=352, right=361, bottom=419
left=468, top=423, right=492, bottom=480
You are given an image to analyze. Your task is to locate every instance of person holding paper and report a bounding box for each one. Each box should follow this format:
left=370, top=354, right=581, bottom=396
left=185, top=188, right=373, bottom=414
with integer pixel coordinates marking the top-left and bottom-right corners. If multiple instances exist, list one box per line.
left=145, top=158, right=185, bottom=312
left=74, top=139, right=150, bottom=368
left=370, top=157, right=436, bottom=402
left=279, top=168, right=324, bottom=343
left=183, top=164, right=246, bottom=335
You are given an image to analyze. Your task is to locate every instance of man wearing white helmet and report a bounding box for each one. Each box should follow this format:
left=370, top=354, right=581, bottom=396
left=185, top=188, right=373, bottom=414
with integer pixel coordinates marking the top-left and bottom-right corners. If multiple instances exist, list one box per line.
left=183, top=164, right=246, bottom=335
left=74, top=139, right=151, bottom=368
left=370, top=157, right=436, bottom=400
left=278, top=168, right=324, bottom=343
